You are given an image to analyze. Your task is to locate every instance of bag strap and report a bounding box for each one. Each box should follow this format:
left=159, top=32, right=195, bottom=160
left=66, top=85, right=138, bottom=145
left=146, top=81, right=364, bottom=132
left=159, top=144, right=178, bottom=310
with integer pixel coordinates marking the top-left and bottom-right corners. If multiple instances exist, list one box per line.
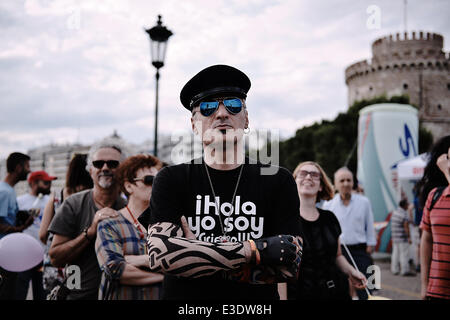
left=428, top=186, right=446, bottom=211
left=341, top=242, right=372, bottom=298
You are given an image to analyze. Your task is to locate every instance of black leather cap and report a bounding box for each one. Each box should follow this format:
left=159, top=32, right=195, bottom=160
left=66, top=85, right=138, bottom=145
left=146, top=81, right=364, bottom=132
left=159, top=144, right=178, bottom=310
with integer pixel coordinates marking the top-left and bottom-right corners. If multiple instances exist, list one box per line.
left=180, top=65, right=251, bottom=111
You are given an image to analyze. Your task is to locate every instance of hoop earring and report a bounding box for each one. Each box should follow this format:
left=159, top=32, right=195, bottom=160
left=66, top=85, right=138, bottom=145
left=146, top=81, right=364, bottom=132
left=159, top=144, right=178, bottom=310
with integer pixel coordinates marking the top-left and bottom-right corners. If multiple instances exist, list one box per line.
left=244, top=127, right=250, bottom=134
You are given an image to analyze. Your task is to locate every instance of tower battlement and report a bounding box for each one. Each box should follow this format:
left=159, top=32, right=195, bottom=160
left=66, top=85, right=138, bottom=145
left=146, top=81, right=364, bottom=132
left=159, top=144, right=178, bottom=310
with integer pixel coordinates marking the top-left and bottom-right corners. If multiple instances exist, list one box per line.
left=345, top=31, right=448, bottom=84
left=372, top=31, right=444, bottom=62
left=344, top=31, right=450, bottom=139
left=372, top=31, right=443, bottom=51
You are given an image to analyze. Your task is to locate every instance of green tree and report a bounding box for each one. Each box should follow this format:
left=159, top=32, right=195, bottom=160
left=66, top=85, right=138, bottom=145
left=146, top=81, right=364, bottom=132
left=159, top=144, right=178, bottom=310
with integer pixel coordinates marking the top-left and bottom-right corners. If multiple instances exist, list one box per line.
left=418, top=125, right=433, bottom=154
left=276, top=95, right=433, bottom=178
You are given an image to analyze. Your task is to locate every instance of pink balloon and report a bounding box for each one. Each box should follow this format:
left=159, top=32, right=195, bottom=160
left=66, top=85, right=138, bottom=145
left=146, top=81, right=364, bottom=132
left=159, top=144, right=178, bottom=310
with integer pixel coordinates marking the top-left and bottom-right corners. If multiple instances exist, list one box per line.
left=0, top=233, right=44, bottom=272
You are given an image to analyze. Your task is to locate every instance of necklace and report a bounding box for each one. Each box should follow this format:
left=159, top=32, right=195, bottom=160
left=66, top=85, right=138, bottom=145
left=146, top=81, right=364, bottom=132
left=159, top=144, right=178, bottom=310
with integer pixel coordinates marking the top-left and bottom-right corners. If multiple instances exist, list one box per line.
left=93, top=196, right=114, bottom=210
left=126, top=205, right=146, bottom=239
left=94, top=198, right=108, bottom=209
left=204, top=162, right=244, bottom=242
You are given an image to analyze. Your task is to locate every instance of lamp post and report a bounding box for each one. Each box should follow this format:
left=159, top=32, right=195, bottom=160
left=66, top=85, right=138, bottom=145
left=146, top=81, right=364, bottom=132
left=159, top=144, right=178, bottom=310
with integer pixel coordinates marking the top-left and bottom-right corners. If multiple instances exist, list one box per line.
left=145, top=15, right=173, bottom=157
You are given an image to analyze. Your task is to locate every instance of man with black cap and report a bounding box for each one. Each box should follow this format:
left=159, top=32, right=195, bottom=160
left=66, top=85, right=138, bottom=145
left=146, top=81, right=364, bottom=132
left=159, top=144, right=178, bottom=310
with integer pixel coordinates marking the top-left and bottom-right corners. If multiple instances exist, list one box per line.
left=147, top=65, right=303, bottom=300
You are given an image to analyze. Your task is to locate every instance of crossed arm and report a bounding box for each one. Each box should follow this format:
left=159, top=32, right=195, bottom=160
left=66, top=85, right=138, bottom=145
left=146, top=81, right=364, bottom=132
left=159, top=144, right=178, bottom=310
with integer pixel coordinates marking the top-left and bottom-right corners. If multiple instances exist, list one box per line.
left=95, top=220, right=163, bottom=286
left=147, top=221, right=301, bottom=283
left=147, top=222, right=250, bottom=278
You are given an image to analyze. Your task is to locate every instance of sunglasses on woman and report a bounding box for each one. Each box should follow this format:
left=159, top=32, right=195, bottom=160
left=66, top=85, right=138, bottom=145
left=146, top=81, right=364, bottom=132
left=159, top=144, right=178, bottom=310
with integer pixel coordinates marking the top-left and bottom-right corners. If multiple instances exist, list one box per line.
left=133, top=175, right=155, bottom=186
left=199, top=97, right=243, bottom=117
left=92, top=160, right=120, bottom=169
left=297, top=170, right=321, bottom=180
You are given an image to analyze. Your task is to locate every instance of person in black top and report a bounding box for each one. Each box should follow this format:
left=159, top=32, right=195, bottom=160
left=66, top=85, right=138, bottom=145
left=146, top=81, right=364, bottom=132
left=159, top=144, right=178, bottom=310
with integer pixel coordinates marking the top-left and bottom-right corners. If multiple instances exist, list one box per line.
left=146, top=65, right=303, bottom=300
left=286, top=161, right=366, bottom=300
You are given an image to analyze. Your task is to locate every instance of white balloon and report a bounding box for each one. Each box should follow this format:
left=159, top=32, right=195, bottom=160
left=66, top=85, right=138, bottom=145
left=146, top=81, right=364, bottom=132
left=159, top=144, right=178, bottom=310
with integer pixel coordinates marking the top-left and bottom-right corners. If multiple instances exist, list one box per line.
left=0, top=233, right=44, bottom=272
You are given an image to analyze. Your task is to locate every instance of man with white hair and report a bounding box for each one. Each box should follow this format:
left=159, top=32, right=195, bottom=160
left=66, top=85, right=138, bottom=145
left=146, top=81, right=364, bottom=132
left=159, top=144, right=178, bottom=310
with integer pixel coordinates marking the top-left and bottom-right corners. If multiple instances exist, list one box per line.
left=48, top=142, right=127, bottom=300
left=322, top=167, right=376, bottom=300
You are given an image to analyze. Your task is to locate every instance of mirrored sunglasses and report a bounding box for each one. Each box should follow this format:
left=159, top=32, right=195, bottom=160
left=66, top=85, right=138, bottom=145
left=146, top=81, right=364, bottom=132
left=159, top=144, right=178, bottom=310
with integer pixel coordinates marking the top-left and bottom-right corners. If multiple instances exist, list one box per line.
left=199, top=98, right=243, bottom=117
left=92, top=160, right=120, bottom=169
left=133, top=175, right=155, bottom=186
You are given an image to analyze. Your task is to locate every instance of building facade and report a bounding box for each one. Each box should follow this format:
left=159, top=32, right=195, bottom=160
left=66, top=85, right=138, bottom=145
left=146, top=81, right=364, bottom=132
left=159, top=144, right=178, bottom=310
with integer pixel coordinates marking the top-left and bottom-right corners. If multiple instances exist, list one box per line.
left=0, top=131, right=200, bottom=196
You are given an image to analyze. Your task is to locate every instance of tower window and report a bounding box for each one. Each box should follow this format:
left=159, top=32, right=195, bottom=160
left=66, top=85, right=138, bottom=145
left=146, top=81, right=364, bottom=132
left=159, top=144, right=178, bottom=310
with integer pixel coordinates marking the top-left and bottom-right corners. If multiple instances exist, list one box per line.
left=447, top=83, right=450, bottom=90
left=369, top=86, right=373, bottom=91
left=403, top=83, right=408, bottom=90
left=437, top=104, right=442, bottom=110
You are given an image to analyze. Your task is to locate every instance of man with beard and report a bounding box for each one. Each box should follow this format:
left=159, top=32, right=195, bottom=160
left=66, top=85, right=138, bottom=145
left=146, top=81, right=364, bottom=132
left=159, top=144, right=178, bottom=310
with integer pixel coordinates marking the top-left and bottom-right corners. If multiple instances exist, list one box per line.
left=146, top=65, right=303, bottom=300
left=0, top=152, right=32, bottom=299
left=48, top=143, right=127, bottom=299
left=15, top=170, right=57, bottom=299
left=18, top=171, right=57, bottom=240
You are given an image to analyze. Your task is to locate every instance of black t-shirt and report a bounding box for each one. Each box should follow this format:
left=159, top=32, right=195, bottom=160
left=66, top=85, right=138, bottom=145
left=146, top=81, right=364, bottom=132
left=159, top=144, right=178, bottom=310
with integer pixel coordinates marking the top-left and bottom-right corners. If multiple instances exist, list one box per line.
left=288, top=208, right=350, bottom=300
left=148, top=157, right=302, bottom=300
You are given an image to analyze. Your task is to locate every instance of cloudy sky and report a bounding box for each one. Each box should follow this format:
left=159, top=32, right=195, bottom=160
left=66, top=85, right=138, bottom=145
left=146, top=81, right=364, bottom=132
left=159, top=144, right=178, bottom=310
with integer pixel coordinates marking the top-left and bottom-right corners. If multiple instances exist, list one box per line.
left=0, top=0, right=449, bottom=159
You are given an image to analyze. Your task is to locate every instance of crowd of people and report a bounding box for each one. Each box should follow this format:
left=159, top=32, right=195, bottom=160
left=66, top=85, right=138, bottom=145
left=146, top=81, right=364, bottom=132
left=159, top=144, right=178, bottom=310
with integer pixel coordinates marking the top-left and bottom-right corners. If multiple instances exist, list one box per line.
left=0, top=64, right=448, bottom=301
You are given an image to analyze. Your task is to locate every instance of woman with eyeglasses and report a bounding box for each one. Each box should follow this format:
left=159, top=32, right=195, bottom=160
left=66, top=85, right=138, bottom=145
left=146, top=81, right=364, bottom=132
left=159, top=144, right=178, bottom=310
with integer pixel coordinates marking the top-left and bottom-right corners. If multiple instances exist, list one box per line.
left=285, top=161, right=366, bottom=300
left=95, top=154, right=164, bottom=300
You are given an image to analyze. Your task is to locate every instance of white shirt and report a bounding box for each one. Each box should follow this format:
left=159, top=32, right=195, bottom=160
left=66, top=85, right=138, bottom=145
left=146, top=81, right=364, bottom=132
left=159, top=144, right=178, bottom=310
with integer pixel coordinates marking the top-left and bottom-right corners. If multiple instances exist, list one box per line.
left=322, top=193, right=377, bottom=246
left=17, top=193, right=50, bottom=248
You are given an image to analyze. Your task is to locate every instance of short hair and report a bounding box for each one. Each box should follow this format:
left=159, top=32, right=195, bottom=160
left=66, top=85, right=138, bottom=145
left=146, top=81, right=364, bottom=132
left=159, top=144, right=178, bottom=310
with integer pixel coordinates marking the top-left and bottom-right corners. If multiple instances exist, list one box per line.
left=86, top=140, right=129, bottom=171
left=399, top=199, right=408, bottom=209
left=333, top=166, right=353, bottom=182
left=116, top=154, right=162, bottom=197
left=65, top=154, right=93, bottom=195
left=6, top=152, right=30, bottom=173
left=293, top=161, right=334, bottom=202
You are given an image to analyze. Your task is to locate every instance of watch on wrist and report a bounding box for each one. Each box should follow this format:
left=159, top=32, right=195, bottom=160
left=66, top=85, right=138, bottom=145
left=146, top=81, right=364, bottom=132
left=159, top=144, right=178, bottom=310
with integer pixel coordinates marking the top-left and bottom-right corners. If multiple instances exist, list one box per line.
left=83, top=227, right=93, bottom=242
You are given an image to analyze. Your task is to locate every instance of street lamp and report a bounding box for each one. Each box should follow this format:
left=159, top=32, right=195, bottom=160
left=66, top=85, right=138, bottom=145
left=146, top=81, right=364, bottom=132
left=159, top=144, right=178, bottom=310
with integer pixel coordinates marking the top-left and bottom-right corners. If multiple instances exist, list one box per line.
left=145, top=15, right=173, bottom=157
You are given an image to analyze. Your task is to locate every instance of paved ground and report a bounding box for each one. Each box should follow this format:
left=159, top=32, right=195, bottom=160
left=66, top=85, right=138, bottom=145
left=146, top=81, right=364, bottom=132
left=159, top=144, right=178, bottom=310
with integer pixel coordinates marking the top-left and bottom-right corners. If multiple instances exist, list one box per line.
left=370, top=254, right=421, bottom=300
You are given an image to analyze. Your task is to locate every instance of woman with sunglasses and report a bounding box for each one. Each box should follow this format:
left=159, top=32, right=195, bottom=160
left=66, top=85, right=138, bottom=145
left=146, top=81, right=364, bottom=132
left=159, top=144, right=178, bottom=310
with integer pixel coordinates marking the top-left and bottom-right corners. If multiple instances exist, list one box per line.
left=285, top=161, right=366, bottom=300
left=95, top=154, right=164, bottom=300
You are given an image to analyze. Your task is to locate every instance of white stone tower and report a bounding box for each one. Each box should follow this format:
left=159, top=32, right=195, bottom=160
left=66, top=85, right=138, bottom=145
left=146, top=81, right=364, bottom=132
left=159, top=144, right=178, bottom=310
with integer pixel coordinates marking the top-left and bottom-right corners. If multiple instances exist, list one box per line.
left=345, top=31, right=449, bottom=139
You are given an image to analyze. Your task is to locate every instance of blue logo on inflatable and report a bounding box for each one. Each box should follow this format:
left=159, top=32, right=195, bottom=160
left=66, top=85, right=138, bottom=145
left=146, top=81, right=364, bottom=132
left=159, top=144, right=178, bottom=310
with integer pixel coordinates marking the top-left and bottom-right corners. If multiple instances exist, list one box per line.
left=399, top=124, right=417, bottom=157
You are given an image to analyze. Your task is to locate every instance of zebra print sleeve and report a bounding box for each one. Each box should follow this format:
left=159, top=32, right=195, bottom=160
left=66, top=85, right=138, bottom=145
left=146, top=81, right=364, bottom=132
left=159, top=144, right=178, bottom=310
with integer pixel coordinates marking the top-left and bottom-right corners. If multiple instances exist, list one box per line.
left=147, top=222, right=250, bottom=278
